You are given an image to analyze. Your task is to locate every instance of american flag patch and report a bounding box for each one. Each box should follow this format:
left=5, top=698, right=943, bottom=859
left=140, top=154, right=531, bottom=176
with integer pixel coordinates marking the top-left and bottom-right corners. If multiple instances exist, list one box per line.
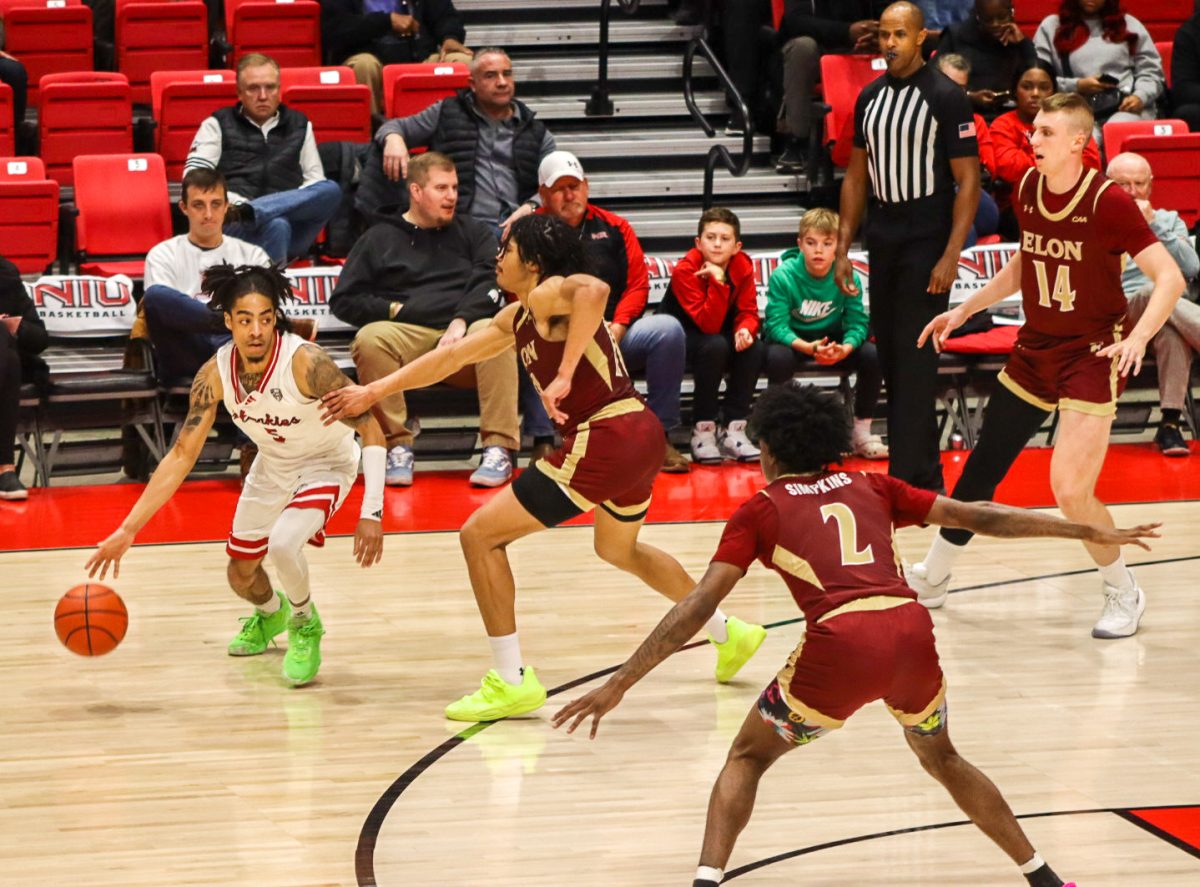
left=958, top=121, right=976, bottom=138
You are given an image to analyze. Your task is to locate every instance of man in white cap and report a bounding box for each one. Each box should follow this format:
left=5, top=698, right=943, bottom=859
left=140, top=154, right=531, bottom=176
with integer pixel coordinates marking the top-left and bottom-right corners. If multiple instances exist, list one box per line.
left=536, top=150, right=690, bottom=472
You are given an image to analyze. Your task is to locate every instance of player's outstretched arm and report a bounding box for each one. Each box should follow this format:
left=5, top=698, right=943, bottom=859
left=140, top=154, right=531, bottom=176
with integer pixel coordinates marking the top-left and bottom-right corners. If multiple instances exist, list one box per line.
left=1097, top=241, right=1185, bottom=376
left=320, top=303, right=520, bottom=425
left=918, top=252, right=1022, bottom=352
left=552, top=562, right=744, bottom=739
left=926, top=497, right=1161, bottom=549
left=529, top=273, right=610, bottom=424
left=85, top=359, right=223, bottom=580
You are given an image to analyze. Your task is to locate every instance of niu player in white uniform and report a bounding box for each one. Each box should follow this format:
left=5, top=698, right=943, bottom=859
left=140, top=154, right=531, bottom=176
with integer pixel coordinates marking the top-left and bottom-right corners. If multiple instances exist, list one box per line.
left=87, top=264, right=388, bottom=686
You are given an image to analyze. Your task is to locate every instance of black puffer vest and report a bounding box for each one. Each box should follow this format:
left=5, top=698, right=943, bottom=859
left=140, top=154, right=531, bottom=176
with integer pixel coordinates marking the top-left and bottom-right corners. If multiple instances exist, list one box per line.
left=213, top=104, right=309, bottom=200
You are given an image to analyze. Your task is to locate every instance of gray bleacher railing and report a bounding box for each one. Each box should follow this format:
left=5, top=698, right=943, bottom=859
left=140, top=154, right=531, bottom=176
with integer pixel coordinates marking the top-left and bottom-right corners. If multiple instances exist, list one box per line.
left=586, top=0, right=642, bottom=116
left=682, top=33, right=752, bottom=209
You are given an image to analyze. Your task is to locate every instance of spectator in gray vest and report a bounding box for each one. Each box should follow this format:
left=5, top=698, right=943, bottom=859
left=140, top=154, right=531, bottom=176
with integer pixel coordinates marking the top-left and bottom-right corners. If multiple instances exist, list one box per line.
left=184, top=53, right=343, bottom=264
left=358, top=47, right=555, bottom=232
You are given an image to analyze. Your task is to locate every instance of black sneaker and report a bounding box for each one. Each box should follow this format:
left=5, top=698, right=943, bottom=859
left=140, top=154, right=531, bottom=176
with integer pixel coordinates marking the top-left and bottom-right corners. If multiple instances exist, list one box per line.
left=0, top=470, right=28, bottom=500
left=1154, top=422, right=1190, bottom=457
left=775, top=143, right=807, bottom=174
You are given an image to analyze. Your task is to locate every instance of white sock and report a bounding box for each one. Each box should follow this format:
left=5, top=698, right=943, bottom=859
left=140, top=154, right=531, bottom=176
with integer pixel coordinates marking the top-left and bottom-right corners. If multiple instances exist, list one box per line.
left=1098, top=555, right=1135, bottom=591
left=923, top=533, right=965, bottom=585
left=257, top=591, right=281, bottom=615
left=289, top=596, right=312, bottom=620
left=853, top=417, right=873, bottom=439
left=488, top=632, right=525, bottom=685
left=706, top=609, right=729, bottom=643
left=695, top=865, right=724, bottom=884
left=1019, top=853, right=1045, bottom=874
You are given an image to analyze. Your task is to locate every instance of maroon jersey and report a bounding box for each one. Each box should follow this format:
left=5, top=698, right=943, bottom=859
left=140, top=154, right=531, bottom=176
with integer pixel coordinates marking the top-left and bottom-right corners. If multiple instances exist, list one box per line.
left=512, top=303, right=641, bottom=432
left=713, top=471, right=937, bottom=623
left=1015, top=167, right=1158, bottom=339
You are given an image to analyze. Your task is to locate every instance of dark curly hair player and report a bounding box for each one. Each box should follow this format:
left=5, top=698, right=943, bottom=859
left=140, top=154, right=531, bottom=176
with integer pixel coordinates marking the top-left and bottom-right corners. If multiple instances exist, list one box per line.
left=554, top=380, right=1159, bottom=887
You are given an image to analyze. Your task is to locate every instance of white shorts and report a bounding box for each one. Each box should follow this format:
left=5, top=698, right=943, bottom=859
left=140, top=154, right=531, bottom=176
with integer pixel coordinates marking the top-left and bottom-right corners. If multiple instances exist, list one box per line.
left=226, top=459, right=357, bottom=561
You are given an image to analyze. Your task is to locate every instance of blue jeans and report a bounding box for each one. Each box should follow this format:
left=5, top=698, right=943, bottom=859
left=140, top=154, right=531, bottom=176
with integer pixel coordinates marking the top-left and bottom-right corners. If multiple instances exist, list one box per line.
left=619, top=313, right=685, bottom=432
left=142, top=285, right=230, bottom=383
left=519, top=363, right=555, bottom=439
left=225, top=180, right=342, bottom=263
left=966, top=188, right=1000, bottom=248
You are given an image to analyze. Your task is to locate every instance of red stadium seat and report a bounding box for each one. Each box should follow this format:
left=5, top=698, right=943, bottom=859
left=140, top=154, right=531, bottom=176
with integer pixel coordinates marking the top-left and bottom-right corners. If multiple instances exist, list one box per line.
left=1123, top=132, right=1200, bottom=229
left=0, top=83, right=13, bottom=156
left=1157, top=41, right=1174, bottom=89
left=1014, top=0, right=1058, bottom=38
left=225, top=0, right=321, bottom=69
left=1103, top=118, right=1189, bottom=159
left=150, top=70, right=237, bottom=180
left=1142, top=1, right=1192, bottom=42
left=114, top=0, right=209, bottom=104
left=818, top=54, right=886, bottom=153
left=0, top=0, right=93, bottom=105
left=279, top=65, right=355, bottom=91
left=383, top=62, right=469, bottom=118
left=283, top=84, right=371, bottom=143
left=0, top=157, right=60, bottom=274
left=38, top=73, right=133, bottom=186
left=72, top=153, right=171, bottom=277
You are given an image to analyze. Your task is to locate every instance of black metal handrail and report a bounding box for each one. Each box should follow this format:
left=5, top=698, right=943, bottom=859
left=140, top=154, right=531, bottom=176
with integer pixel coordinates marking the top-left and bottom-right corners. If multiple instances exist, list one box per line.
left=586, top=0, right=641, bottom=116
left=683, top=35, right=752, bottom=209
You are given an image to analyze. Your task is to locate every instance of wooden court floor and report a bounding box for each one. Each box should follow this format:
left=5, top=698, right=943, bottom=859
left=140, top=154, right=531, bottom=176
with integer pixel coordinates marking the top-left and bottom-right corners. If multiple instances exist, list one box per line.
left=3, top=500, right=1200, bottom=886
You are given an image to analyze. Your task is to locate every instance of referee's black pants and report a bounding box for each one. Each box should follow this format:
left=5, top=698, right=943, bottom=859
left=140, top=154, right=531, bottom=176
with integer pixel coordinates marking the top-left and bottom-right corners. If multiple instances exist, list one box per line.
left=867, top=198, right=953, bottom=492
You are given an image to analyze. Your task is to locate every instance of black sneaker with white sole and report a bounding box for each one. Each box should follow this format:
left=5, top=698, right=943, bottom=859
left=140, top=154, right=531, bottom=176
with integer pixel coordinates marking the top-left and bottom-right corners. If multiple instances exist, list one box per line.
left=1154, top=422, right=1189, bottom=457
left=0, top=470, right=28, bottom=500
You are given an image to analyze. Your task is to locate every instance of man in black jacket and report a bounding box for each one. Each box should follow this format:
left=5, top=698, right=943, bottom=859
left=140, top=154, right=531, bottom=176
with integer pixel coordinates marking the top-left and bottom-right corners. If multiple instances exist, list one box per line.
left=1172, top=1, right=1200, bottom=132
left=331, top=151, right=518, bottom=488
left=936, top=0, right=1035, bottom=122
left=320, top=0, right=473, bottom=116
left=0, top=256, right=48, bottom=501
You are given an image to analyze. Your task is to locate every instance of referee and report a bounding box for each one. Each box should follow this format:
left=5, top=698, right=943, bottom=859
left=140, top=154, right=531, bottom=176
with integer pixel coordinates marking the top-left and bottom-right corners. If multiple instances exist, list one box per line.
left=835, top=1, right=980, bottom=492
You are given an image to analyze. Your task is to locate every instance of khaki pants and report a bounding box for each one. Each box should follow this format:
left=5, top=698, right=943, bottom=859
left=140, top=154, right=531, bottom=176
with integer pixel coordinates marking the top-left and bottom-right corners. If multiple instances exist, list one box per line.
left=1126, top=290, right=1200, bottom=411
left=346, top=50, right=476, bottom=116
left=351, top=318, right=519, bottom=450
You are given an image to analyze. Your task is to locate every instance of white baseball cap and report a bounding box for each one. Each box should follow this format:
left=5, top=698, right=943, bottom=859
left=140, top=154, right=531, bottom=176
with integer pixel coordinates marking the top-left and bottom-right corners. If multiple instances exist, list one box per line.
left=538, top=150, right=586, bottom=187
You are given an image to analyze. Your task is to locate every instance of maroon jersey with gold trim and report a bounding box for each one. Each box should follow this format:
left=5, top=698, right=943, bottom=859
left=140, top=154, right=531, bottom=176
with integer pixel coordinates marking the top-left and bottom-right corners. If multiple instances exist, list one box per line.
left=1015, top=167, right=1158, bottom=338
left=713, top=471, right=937, bottom=623
left=512, top=304, right=641, bottom=432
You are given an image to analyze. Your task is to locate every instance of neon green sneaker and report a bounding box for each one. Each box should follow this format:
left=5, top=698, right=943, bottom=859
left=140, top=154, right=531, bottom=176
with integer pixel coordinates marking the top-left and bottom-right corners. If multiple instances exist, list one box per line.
left=227, top=593, right=290, bottom=656
left=444, top=667, right=547, bottom=722
left=712, top=616, right=767, bottom=683
left=282, top=606, right=324, bottom=686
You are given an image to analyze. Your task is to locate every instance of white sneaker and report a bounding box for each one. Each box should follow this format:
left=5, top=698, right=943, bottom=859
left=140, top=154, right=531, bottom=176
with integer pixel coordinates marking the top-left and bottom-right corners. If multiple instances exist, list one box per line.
left=1092, top=576, right=1145, bottom=638
left=906, top=561, right=949, bottom=609
left=719, top=420, right=760, bottom=462
left=690, top=421, right=722, bottom=464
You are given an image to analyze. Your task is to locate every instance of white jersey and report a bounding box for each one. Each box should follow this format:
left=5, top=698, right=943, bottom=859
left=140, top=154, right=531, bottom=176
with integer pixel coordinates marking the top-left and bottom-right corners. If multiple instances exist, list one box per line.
left=216, top=332, right=359, bottom=485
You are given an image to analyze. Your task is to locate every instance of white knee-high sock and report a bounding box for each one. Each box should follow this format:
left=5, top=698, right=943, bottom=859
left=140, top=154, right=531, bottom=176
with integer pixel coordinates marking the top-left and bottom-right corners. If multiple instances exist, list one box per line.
left=268, top=508, right=326, bottom=620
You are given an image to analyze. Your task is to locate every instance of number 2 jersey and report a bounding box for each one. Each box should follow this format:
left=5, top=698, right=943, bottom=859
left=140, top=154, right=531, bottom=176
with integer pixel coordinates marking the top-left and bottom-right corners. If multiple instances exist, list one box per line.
left=713, top=471, right=937, bottom=623
left=1015, top=167, right=1158, bottom=339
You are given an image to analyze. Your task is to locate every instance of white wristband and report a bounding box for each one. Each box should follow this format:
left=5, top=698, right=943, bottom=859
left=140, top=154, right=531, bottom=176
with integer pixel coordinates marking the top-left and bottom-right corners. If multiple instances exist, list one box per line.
left=360, top=445, right=386, bottom=521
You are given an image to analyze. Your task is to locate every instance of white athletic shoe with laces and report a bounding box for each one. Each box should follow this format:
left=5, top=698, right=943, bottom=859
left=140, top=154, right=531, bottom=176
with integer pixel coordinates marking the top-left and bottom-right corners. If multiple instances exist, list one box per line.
left=1092, top=575, right=1145, bottom=638
left=719, top=420, right=760, bottom=462
left=905, top=561, right=950, bottom=609
left=690, top=421, right=722, bottom=464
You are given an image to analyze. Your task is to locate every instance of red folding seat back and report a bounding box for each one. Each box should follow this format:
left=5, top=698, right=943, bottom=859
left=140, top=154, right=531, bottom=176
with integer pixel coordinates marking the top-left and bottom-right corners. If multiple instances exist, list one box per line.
left=279, top=65, right=355, bottom=92
left=0, top=158, right=59, bottom=274
left=382, top=62, right=469, bottom=118
left=1014, top=0, right=1057, bottom=37
left=39, top=77, right=134, bottom=185
left=1157, top=42, right=1174, bottom=89
left=227, top=0, right=321, bottom=69
left=1124, top=132, right=1200, bottom=229
left=818, top=54, right=886, bottom=148
left=1103, top=118, right=1189, bottom=159
left=0, top=156, right=46, bottom=179
left=72, top=153, right=170, bottom=276
left=151, top=74, right=238, bottom=179
left=283, top=83, right=371, bottom=142
left=0, top=83, right=12, bottom=156
left=0, top=1, right=93, bottom=105
left=114, top=0, right=209, bottom=104
left=150, top=69, right=236, bottom=120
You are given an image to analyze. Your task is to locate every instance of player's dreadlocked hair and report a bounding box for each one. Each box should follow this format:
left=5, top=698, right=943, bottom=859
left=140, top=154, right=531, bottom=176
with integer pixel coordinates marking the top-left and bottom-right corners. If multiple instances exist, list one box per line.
left=201, top=263, right=294, bottom=333
left=504, top=214, right=592, bottom=280
left=748, top=383, right=850, bottom=475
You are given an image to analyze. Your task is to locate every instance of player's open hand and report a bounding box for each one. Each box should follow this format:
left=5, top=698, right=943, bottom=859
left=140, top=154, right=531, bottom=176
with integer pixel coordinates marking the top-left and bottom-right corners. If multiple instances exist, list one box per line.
left=1096, top=335, right=1147, bottom=377
left=86, top=527, right=134, bottom=580
left=917, top=307, right=965, bottom=352
left=321, top=383, right=377, bottom=426
left=540, top=374, right=571, bottom=425
left=1084, top=522, right=1162, bottom=551
left=551, top=680, right=626, bottom=739
left=834, top=255, right=858, bottom=296
left=353, top=518, right=383, bottom=567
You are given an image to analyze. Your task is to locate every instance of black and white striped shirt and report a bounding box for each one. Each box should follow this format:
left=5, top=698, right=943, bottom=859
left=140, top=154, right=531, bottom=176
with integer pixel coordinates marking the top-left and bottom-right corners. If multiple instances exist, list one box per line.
left=853, top=63, right=977, bottom=204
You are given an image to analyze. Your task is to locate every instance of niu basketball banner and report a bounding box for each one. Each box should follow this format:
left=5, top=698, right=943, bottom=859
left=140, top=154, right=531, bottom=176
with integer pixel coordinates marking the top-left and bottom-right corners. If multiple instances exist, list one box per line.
left=27, top=275, right=138, bottom=336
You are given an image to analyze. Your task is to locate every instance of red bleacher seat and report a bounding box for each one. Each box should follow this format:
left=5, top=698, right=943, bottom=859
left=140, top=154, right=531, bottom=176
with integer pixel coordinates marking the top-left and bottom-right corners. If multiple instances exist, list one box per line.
left=0, top=157, right=60, bottom=274
left=279, top=65, right=355, bottom=91
left=1157, top=41, right=1174, bottom=88
left=150, top=70, right=237, bottom=180
left=1123, top=132, right=1200, bottom=228
left=38, top=72, right=134, bottom=186
left=0, top=83, right=13, bottom=156
left=383, top=62, right=469, bottom=118
left=284, top=84, right=371, bottom=143
left=225, top=0, right=321, bottom=69
left=1014, top=0, right=1057, bottom=38
left=818, top=54, right=886, bottom=158
left=1103, top=118, right=1189, bottom=159
left=1142, top=1, right=1192, bottom=42
left=114, top=0, right=209, bottom=104
left=0, top=0, right=93, bottom=105
left=72, top=153, right=171, bottom=277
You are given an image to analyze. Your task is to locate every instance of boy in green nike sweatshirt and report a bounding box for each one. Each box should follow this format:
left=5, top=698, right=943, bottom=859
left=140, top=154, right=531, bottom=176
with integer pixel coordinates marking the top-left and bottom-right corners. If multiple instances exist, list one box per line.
left=764, top=208, right=887, bottom=459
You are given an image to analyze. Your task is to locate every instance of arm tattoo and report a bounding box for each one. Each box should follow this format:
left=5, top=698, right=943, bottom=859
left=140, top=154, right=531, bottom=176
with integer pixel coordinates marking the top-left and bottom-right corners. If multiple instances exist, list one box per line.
left=613, top=591, right=716, bottom=688
left=302, top=345, right=369, bottom=428
left=182, top=369, right=217, bottom=432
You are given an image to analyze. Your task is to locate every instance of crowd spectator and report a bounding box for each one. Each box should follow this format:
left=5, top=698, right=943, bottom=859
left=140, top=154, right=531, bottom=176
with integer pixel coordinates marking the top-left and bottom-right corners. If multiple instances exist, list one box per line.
left=764, top=208, right=887, bottom=459
left=141, top=169, right=273, bottom=384
left=0, top=51, right=27, bottom=137
left=0, top=256, right=47, bottom=502
left=1033, top=0, right=1165, bottom=147
left=1107, top=151, right=1200, bottom=458
left=359, top=48, right=555, bottom=232
left=936, top=0, right=1036, bottom=122
left=184, top=53, right=343, bottom=264
left=330, top=151, right=518, bottom=488
left=913, top=0, right=973, bottom=39
left=659, top=207, right=764, bottom=465
left=536, top=151, right=690, bottom=473
left=1171, top=1, right=1200, bottom=133
left=320, top=0, right=473, bottom=116
left=936, top=53, right=1001, bottom=245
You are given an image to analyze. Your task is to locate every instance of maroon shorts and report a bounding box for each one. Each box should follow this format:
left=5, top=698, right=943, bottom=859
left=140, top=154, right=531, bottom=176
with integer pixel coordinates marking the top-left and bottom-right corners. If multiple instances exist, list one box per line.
left=758, top=598, right=946, bottom=743
left=999, top=322, right=1127, bottom=417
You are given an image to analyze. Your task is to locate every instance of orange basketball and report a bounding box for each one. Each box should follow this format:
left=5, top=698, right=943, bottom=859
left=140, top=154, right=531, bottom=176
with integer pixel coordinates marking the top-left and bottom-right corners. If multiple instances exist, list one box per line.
left=54, top=584, right=128, bottom=656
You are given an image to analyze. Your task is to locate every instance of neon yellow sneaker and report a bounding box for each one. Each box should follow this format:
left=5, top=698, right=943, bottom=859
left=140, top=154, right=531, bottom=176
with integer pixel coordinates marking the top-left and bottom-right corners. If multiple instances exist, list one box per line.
left=444, top=667, right=547, bottom=722
left=227, top=593, right=290, bottom=656
left=712, top=616, right=767, bottom=683
left=282, top=606, right=324, bottom=686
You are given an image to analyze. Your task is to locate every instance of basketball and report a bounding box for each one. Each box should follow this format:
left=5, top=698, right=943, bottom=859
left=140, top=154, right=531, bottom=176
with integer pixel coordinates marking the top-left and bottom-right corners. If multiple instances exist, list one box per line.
left=54, top=584, right=128, bottom=656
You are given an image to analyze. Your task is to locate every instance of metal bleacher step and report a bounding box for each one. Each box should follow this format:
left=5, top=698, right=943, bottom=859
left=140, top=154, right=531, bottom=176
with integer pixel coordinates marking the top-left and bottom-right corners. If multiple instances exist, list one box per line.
left=555, top=127, right=770, bottom=161
left=525, top=90, right=728, bottom=122
left=621, top=204, right=806, bottom=244
left=468, top=18, right=701, bottom=49
left=585, top=165, right=805, bottom=201
left=459, top=0, right=666, bottom=11
left=514, top=51, right=714, bottom=87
